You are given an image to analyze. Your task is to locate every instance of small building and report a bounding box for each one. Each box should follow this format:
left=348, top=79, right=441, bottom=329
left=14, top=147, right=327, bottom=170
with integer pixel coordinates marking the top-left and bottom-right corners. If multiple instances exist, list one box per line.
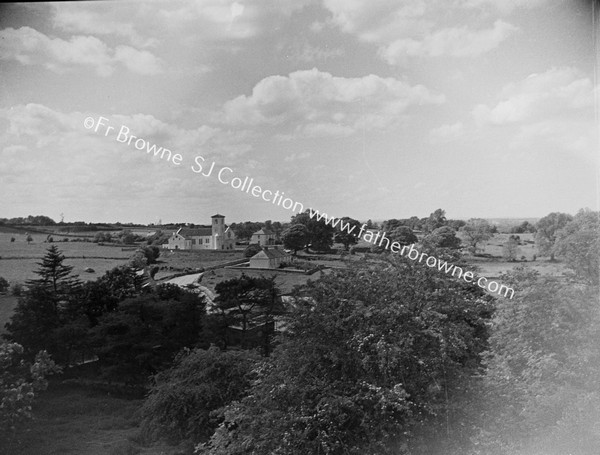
left=165, top=214, right=236, bottom=250
left=249, top=247, right=290, bottom=269
left=251, top=228, right=276, bottom=246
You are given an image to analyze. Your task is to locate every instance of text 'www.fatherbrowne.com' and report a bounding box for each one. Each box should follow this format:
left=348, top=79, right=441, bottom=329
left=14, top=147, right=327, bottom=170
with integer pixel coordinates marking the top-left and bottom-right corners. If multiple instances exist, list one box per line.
left=307, top=208, right=515, bottom=299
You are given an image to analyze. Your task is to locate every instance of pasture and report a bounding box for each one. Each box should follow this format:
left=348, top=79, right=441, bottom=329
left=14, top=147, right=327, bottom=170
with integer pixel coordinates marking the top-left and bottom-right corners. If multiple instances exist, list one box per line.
left=0, top=232, right=131, bottom=284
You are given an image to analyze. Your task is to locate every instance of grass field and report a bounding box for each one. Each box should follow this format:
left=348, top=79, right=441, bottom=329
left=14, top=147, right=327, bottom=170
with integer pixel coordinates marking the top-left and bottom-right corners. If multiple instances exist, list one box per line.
left=0, top=384, right=183, bottom=455
left=464, top=232, right=568, bottom=279
left=0, top=232, right=132, bottom=284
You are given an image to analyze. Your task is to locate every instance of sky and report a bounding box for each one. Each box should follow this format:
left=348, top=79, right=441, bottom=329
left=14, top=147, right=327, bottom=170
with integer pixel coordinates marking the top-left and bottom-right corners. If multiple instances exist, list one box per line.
left=0, top=0, right=598, bottom=225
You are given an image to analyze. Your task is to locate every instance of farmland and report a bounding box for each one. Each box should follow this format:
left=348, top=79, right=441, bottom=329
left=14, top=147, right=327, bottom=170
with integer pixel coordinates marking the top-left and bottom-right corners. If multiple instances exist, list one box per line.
left=0, top=231, right=131, bottom=284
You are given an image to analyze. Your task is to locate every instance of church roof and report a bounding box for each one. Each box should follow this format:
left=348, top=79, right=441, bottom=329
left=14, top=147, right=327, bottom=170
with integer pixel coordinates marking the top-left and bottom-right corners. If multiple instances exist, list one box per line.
left=253, top=228, right=274, bottom=236
left=211, top=214, right=225, bottom=218
left=177, top=227, right=212, bottom=238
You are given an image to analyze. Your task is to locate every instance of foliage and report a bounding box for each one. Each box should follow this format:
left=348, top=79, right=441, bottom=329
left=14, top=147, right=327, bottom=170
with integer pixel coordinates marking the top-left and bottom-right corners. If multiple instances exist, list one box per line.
left=141, top=347, right=260, bottom=444
left=230, top=221, right=264, bottom=241
left=213, top=275, right=283, bottom=355
left=290, top=211, right=335, bottom=252
left=199, top=256, right=494, bottom=455
left=534, top=212, right=572, bottom=260
left=333, top=217, right=362, bottom=250
left=473, top=267, right=600, bottom=454
left=10, top=283, right=22, bottom=297
left=460, top=219, right=494, bottom=254
left=424, top=208, right=447, bottom=233
left=244, top=243, right=262, bottom=258
left=501, top=236, right=520, bottom=261
left=91, top=290, right=206, bottom=384
left=423, top=226, right=461, bottom=249
left=25, top=245, right=81, bottom=298
left=120, top=230, right=137, bottom=245
left=0, top=277, right=8, bottom=293
left=510, top=220, right=536, bottom=234
left=0, top=343, right=61, bottom=435
left=553, top=208, right=600, bottom=285
left=6, top=246, right=82, bottom=361
left=282, top=223, right=309, bottom=254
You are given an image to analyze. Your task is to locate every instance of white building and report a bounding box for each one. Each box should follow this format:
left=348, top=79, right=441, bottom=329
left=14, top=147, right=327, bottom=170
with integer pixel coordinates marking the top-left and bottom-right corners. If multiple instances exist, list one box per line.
left=249, top=246, right=290, bottom=269
left=165, top=214, right=236, bottom=250
left=251, top=228, right=276, bottom=246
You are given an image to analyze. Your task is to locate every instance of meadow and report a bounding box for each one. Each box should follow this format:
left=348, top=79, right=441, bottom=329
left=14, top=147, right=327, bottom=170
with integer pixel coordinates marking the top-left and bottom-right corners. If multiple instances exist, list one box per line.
left=0, top=232, right=131, bottom=284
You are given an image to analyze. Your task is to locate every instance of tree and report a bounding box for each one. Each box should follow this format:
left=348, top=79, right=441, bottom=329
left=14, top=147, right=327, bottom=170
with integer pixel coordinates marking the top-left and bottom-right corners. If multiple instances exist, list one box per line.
left=334, top=217, right=361, bottom=250
left=0, top=277, right=8, bottom=293
left=460, top=218, right=494, bottom=254
left=121, top=230, right=136, bottom=245
left=390, top=226, right=418, bottom=246
left=5, top=247, right=82, bottom=362
left=425, top=208, right=447, bottom=233
left=199, top=256, right=494, bottom=455
left=213, top=275, right=283, bottom=354
left=244, top=244, right=262, bottom=258
left=553, top=209, right=600, bottom=285
left=502, top=236, right=520, bottom=262
left=424, top=226, right=461, bottom=249
left=140, top=347, right=260, bottom=445
left=535, top=212, right=573, bottom=261
left=474, top=267, right=600, bottom=454
left=282, top=224, right=308, bottom=254
left=91, top=290, right=206, bottom=384
left=290, top=211, right=334, bottom=252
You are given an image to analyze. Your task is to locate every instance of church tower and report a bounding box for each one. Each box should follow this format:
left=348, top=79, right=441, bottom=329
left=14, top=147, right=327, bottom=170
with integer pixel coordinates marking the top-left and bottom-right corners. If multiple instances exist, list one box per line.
left=211, top=214, right=225, bottom=249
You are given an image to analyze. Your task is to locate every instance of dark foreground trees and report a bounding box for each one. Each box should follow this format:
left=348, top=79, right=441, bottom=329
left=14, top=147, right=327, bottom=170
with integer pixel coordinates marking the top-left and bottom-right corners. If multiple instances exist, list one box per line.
left=141, top=347, right=260, bottom=445
left=198, top=255, right=494, bottom=455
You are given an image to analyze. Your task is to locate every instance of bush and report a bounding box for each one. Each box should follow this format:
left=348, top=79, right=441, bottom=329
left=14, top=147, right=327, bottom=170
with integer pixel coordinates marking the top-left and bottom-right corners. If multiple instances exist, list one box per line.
left=10, top=283, right=22, bottom=297
left=140, top=347, right=259, bottom=444
left=0, top=277, right=8, bottom=293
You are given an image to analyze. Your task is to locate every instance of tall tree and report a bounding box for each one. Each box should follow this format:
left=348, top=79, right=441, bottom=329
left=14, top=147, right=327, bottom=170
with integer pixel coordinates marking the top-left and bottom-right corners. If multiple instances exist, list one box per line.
left=535, top=212, right=572, bottom=261
left=553, top=209, right=600, bottom=284
left=460, top=218, right=494, bottom=254
left=424, top=226, right=461, bottom=249
left=291, top=211, right=334, bottom=252
left=282, top=224, right=308, bottom=254
left=214, top=275, right=283, bottom=353
left=425, top=208, right=447, bottom=233
left=333, top=217, right=362, bottom=250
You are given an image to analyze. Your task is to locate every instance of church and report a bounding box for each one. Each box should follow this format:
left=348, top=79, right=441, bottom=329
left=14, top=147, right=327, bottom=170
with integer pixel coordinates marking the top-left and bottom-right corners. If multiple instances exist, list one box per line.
left=164, top=214, right=236, bottom=250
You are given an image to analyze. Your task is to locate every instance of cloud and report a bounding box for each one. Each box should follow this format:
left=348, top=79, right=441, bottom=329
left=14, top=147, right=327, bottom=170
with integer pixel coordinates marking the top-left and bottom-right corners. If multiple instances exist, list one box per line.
left=0, top=26, right=163, bottom=76
left=321, top=0, right=526, bottom=64
left=157, top=0, right=311, bottom=42
left=430, top=122, right=464, bottom=143
left=473, top=66, right=594, bottom=125
left=52, top=3, right=158, bottom=48
left=381, top=20, right=517, bottom=63
left=462, top=0, right=547, bottom=15
left=220, top=68, right=445, bottom=137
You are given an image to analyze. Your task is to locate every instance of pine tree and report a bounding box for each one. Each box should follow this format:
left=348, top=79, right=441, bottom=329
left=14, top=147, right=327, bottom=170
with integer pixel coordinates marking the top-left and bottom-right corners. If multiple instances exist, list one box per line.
left=26, top=245, right=81, bottom=299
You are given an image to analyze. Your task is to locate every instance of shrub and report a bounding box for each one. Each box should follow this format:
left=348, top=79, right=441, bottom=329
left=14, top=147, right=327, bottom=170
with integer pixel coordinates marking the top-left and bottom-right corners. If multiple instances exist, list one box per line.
left=10, top=283, right=22, bottom=297
left=0, top=277, right=8, bottom=293
left=140, top=347, right=259, bottom=444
